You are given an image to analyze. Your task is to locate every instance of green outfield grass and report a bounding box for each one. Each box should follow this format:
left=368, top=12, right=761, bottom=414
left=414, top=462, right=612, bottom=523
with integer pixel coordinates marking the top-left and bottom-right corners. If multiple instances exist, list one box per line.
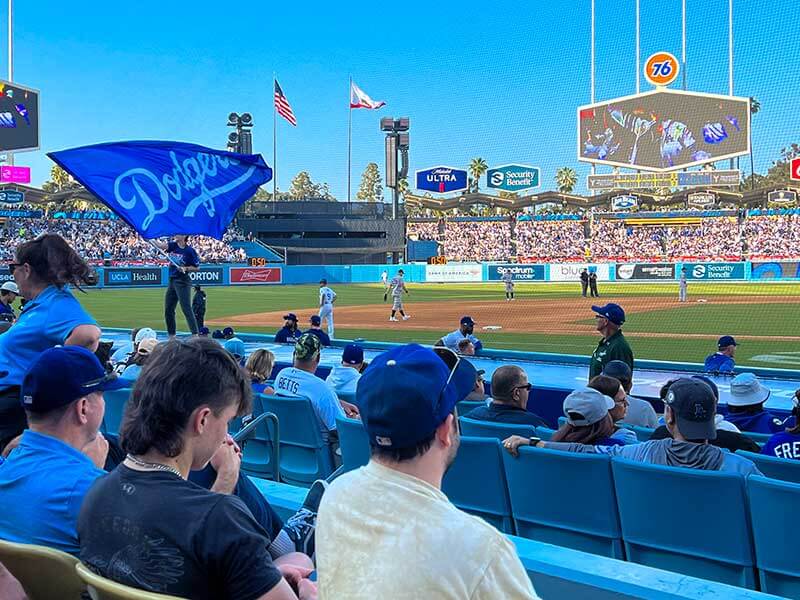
left=75, top=282, right=800, bottom=368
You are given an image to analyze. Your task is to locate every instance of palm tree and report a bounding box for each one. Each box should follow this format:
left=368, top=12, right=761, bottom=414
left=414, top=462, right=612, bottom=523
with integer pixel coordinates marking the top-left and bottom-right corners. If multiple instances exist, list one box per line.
left=469, top=158, right=489, bottom=193
left=749, top=97, right=761, bottom=190
left=396, top=177, right=409, bottom=199
left=555, top=167, right=578, bottom=194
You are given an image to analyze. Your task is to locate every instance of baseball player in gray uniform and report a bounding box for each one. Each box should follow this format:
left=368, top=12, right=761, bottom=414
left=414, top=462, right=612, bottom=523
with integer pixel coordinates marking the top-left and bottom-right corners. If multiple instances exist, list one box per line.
left=501, top=270, right=515, bottom=301
left=678, top=267, right=688, bottom=302
left=389, top=269, right=410, bottom=321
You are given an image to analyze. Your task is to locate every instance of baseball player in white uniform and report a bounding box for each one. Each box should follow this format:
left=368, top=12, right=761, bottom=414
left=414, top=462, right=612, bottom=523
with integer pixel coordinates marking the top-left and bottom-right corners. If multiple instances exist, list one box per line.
left=389, top=269, right=410, bottom=321
left=381, top=270, right=388, bottom=288
left=501, top=270, right=515, bottom=301
left=678, top=268, right=688, bottom=302
left=318, top=279, right=337, bottom=338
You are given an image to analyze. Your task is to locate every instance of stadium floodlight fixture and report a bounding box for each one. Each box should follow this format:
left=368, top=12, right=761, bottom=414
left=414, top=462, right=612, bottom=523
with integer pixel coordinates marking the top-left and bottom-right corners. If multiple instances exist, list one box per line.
left=395, top=117, right=410, bottom=132
left=380, top=117, right=395, bottom=132
left=227, top=112, right=240, bottom=127
left=227, top=131, right=239, bottom=145
left=240, top=113, right=253, bottom=126
left=398, top=133, right=409, bottom=149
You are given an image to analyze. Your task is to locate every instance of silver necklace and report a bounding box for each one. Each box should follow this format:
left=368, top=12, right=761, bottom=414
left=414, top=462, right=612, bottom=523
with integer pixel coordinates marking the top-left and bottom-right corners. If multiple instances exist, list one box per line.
left=125, top=454, right=183, bottom=478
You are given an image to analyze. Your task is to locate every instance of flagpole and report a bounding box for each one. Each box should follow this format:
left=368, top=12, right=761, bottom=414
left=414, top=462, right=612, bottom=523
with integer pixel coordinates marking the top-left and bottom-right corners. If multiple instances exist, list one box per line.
left=347, top=75, right=352, bottom=203
left=273, top=73, right=277, bottom=200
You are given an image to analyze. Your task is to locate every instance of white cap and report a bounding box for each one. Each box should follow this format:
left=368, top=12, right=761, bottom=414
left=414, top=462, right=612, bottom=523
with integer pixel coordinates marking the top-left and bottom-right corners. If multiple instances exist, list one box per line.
left=0, top=281, right=19, bottom=295
left=134, top=327, right=158, bottom=343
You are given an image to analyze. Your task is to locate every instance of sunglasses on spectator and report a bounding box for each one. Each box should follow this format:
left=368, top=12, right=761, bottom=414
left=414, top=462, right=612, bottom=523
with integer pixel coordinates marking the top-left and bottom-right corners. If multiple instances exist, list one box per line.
left=7, top=263, right=22, bottom=274
left=514, top=383, right=532, bottom=392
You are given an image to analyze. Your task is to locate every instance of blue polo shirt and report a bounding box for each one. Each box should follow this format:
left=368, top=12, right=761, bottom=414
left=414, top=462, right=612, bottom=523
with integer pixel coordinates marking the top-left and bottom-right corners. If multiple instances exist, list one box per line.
left=440, top=329, right=483, bottom=352
left=0, top=430, right=105, bottom=555
left=167, top=241, right=200, bottom=279
left=0, top=285, right=97, bottom=389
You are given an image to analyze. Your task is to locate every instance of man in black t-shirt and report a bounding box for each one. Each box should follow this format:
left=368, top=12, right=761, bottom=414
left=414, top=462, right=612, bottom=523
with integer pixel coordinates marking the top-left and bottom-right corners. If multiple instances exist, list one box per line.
left=78, top=338, right=315, bottom=600
left=465, top=365, right=548, bottom=428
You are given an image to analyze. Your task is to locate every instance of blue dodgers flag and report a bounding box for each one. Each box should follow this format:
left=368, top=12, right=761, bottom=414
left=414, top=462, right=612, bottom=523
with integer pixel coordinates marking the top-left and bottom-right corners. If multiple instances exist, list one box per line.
left=48, top=141, right=272, bottom=239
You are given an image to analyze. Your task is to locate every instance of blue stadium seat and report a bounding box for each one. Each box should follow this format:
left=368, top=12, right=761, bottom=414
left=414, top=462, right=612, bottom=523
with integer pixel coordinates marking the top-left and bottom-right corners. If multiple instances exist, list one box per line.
left=611, top=457, right=756, bottom=588
left=459, top=417, right=537, bottom=440
left=101, top=388, right=131, bottom=437
left=620, top=423, right=655, bottom=442
left=535, top=426, right=555, bottom=441
left=456, top=400, right=485, bottom=416
left=335, top=415, right=370, bottom=474
left=736, top=450, right=800, bottom=484
left=442, top=437, right=514, bottom=533
left=747, top=475, right=800, bottom=596
left=239, top=395, right=280, bottom=481
left=743, top=432, right=772, bottom=446
left=503, top=446, right=623, bottom=558
left=262, top=394, right=335, bottom=487
left=337, top=391, right=357, bottom=408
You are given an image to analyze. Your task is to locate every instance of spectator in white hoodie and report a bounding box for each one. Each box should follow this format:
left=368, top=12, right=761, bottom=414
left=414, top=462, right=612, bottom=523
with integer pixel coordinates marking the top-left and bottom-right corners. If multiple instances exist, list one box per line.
left=325, top=344, right=364, bottom=396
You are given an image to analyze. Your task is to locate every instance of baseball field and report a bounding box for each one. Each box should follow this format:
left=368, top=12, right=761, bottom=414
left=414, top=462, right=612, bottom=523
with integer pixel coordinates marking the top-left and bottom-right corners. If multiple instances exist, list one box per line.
left=76, top=281, right=800, bottom=368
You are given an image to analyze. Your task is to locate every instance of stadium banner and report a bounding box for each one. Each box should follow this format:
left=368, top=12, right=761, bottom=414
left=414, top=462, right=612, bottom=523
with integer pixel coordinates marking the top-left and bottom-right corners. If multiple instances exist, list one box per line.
left=188, top=267, right=225, bottom=285
left=684, top=262, right=745, bottom=280
left=549, top=263, right=611, bottom=282
left=0, top=267, right=12, bottom=283
left=487, top=264, right=545, bottom=281
left=103, top=267, right=163, bottom=287
left=425, top=264, right=482, bottom=283
left=230, top=266, right=282, bottom=285
left=0, top=208, right=42, bottom=218
left=616, top=263, right=675, bottom=281
left=751, top=261, right=800, bottom=280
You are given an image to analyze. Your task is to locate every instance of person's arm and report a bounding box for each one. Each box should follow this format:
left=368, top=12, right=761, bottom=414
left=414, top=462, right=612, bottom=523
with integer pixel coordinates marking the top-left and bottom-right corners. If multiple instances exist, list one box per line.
left=210, top=437, right=241, bottom=495
left=182, top=248, right=200, bottom=272
left=469, top=334, right=483, bottom=352
left=65, top=324, right=102, bottom=352
left=471, top=536, right=539, bottom=600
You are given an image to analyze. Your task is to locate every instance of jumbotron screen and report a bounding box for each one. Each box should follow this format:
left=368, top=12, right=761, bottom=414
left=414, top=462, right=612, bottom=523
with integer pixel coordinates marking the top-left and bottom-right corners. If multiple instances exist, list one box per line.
left=577, top=89, right=750, bottom=172
left=0, top=79, right=40, bottom=153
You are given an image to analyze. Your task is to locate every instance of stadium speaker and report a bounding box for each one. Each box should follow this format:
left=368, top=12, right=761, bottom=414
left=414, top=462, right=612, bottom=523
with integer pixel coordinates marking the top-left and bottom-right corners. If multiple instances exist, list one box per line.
left=385, top=135, right=398, bottom=188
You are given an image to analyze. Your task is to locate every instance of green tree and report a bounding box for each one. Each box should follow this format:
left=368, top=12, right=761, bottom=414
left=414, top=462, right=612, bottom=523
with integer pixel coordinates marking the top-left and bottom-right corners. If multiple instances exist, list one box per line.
left=555, top=167, right=578, bottom=194
left=289, top=171, right=319, bottom=199
left=42, top=165, right=80, bottom=193
left=469, top=157, right=488, bottom=193
left=396, top=177, right=409, bottom=199
left=357, top=162, right=383, bottom=202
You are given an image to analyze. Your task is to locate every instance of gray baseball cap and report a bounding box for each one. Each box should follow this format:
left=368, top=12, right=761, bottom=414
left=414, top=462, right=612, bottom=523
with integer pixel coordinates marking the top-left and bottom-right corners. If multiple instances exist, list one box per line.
left=563, top=387, right=614, bottom=426
left=663, top=378, right=717, bottom=440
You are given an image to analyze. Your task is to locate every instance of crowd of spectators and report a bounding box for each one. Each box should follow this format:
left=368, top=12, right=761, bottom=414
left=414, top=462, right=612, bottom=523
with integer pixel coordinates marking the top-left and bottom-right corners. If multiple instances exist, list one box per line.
left=515, top=220, right=586, bottom=261
left=443, top=220, right=513, bottom=262
left=743, top=214, right=800, bottom=259
left=406, top=220, right=440, bottom=241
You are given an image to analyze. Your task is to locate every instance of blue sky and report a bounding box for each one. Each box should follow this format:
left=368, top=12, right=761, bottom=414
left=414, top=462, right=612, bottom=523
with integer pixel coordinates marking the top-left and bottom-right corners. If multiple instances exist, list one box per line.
left=7, top=0, right=800, bottom=197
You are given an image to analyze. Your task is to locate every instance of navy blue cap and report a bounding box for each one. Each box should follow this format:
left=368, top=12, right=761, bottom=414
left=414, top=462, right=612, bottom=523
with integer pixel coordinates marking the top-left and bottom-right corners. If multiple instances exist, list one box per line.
left=222, top=326, right=235, bottom=338
left=602, top=360, right=632, bottom=382
left=357, top=344, right=477, bottom=449
left=342, top=344, right=364, bottom=365
left=663, top=378, right=717, bottom=441
left=592, top=303, right=626, bottom=326
left=212, top=329, right=224, bottom=339
left=198, top=326, right=210, bottom=336
left=718, top=335, right=737, bottom=348
left=22, top=346, right=130, bottom=412
left=283, top=313, right=298, bottom=322
left=460, top=316, right=475, bottom=326
left=310, top=315, right=321, bottom=325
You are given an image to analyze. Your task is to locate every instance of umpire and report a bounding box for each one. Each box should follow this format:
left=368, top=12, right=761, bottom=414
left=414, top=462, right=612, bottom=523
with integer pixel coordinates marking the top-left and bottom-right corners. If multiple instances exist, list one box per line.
left=589, top=303, right=633, bottom=379
left=580, top=268, right=589, bottom=297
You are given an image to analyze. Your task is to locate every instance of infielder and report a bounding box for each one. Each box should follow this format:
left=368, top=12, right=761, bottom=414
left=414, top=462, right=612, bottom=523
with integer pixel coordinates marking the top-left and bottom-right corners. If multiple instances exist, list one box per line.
left=318, top=278, right=337, bottom=338
left=678, top=267, right=688, bottom=302
left=381, top=270, right=388, bottom=288
left=389, top=269, right=410, bottom=321
left=501, top=270, right=515, bottom=301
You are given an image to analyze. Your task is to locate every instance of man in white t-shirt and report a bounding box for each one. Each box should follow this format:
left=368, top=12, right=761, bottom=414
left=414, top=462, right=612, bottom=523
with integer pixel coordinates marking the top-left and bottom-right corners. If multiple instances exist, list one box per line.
left=316, top=344, right=539, bottom=599
left=324, top=344, right=364, bottom=396
left=274, top=335, right=359, bottom=441
left=318, top=279, right=337, bottom=339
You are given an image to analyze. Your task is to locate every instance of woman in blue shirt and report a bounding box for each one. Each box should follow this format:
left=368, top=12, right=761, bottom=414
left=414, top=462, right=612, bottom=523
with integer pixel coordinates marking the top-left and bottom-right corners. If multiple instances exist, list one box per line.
left=0, top=234, right=100, bottom=451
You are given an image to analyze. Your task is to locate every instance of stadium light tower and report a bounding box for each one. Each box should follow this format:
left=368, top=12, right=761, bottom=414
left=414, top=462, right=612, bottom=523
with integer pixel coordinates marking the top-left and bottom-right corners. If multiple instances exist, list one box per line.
left=382, top=117, right=410, bottom=220
left=226, top=112, right=254, bottom=154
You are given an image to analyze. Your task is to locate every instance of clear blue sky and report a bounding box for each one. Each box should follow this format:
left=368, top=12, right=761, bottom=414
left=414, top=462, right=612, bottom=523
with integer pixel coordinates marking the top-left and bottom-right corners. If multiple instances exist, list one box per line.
left=7, top=0, right=800, bottom=197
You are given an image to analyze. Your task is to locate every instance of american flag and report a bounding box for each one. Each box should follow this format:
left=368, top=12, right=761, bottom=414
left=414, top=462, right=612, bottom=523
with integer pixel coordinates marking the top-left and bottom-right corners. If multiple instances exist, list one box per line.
left=274, top=80, right=297, bottom=126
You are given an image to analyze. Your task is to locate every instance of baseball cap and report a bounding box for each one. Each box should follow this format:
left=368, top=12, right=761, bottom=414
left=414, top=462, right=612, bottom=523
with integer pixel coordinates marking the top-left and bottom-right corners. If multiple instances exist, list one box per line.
left=691, top=375, right=719, bottom=401
left=222, top=326, right=235, bottom=339
left=21, top=346, right=130, bottom=412
left=358, top=344, right=477, bottom=449
left=134, top=327, right=157, bottom=343
left=460, top=316, right=475, bottom=326
left=342, top=343, right=364, bottom=365
left=294, top=333, right=321, bottom=360
left=476, top=368, right=486, bottom=380
left=212, top=329, right=225, bottom=340
left=0, top=281, right=19, bottom=295
left=663, top=378, right=717, bottom=440
left=223, top=338, right=246, bottom=360
left=602, top=360, right=632, bottom=383
left=592, top=303, right=626, bottom=326
left=198, top=326, right=210, bottom=336
left=563, top=388, right=614, bottom=427
left=729, top=373, right=771, bottom=407
left=137, top=338, right=159, bottom=355
left=718, top=335, right=737, bottom=348
left=320, top=279, right=327, bottom=285
left=310, top=315, right=321, bottom=325
left=283, top=313, right=298, bottom=322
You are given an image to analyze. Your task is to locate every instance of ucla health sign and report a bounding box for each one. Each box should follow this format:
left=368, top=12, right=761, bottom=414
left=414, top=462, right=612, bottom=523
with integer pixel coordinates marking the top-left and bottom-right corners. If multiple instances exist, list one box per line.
left=685, top=262, right=745, bottom=280
left=416, top=166, right=468, bottom=194
left=486, top=164, right=539, bottom=192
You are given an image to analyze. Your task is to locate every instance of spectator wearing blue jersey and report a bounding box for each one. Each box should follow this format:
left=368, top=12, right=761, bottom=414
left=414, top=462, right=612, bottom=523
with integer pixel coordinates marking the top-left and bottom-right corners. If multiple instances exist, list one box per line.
left=275, top=313, right=302, bottom=344
left=246, top=349, right=276, bottom=395
left=762, top=390, right=800, bottom=460
left=305, top=315, right=331, bottom=346
left=551, top=388, right=626, bottom=447
left=437, top=316, right=483, bottom=353
left=725, top=373, right=783, bottom=434
left=704, top=335, right=737, bottom=374
left=504, top=378, right=763, bottom=477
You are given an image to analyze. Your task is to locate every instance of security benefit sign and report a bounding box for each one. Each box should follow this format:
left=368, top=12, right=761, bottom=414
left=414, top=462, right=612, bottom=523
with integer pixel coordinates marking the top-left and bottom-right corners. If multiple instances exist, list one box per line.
left=616, top=263, right=675, bottom=280
left=685, top=262, right=745, bottom=280
left=488, top=264, right=545, bottom=281
left=416, top=166, right=468, bottom=194
left=486, top=165, right=540, bottom=192
left=103, top=267, right=163, bottom=287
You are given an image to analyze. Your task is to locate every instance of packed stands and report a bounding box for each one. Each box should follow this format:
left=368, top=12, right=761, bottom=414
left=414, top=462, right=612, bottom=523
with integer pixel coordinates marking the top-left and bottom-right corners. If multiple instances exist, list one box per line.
left=515, top=220, right=587, bottom=262
left=443, top=219, right=513, bottom=262
left=743, top=213, right=800, bottom=259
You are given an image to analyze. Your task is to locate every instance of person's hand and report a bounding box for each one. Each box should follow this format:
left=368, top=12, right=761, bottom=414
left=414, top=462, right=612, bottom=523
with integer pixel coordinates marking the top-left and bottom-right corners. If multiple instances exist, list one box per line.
left=340, top=400, right=360, bottom=419
left=82, top=433, right=110, bottom=468
left=502, top=435, right=532, bottom=457
left=210, top=438, right=241, bottom=494
left=298, top=579, right=318, bottom=600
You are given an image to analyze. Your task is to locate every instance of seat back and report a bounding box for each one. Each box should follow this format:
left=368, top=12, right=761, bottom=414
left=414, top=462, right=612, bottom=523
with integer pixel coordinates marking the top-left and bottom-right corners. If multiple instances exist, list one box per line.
left=442, top=437, right=514, bottom=533
left=456, top=400, right=485, bottom=416
left=337, top=390, right=358, bottom=408
left=620, top=423, right=655, bottom=442
left=611, top=457, right=756, bottom=588
left=459, top=417, right=536, bottom=441
left=335, top=415, right=371, bottom=474
left=75, top=562, right=184, bottom=599
left=743, top=431, right=772, bottom=445
left=0, top=539, right=83, bottom=600
left=502, top=446, right=623, bottom=558
left=101, top=388, right=132, bottom=437
left=535, top=426, right=555, bottom=441
left=747, top=475, right=800, bottom=596
left=239, top=396, right=280, bottom=480
left=262, top=394, right=335, bottom=486
left=737, top=450, right=800, bottom=484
